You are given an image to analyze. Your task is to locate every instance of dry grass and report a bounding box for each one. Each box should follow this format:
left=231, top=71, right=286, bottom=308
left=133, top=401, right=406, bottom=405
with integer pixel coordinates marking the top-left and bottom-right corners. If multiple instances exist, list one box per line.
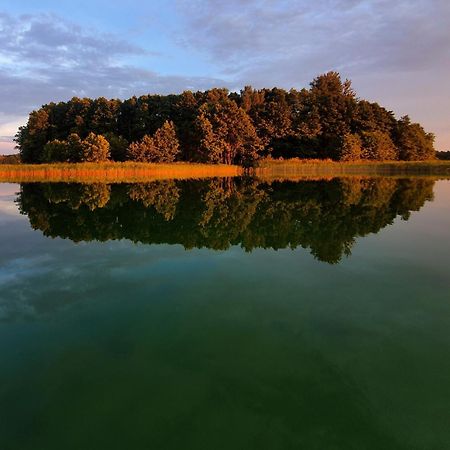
left=1, top=160, right=450, bottom=183
left=255, top=158, right=450, bottom=180
left=0, top=162, right=243, bottom=182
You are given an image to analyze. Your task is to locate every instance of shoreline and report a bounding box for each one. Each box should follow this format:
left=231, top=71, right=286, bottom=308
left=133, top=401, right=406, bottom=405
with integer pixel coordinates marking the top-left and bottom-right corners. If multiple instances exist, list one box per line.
left=0, top=160, right=450, bottom=182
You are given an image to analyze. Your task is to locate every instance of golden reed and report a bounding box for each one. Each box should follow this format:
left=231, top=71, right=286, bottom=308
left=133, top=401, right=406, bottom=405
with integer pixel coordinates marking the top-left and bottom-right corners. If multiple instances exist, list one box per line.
left=0, top=162, right=243, bottom=183
left=1, top=160, right=449, bottom=183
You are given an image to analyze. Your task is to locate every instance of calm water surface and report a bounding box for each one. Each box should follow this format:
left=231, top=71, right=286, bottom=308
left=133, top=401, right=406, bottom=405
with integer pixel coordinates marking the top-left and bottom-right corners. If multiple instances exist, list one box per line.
left=0, top=177, right=449, bottom=449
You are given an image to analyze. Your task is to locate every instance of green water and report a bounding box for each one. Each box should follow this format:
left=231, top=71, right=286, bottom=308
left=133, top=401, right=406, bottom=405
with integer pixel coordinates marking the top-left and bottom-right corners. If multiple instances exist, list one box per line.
left=0, top=177, right=449, bottom=449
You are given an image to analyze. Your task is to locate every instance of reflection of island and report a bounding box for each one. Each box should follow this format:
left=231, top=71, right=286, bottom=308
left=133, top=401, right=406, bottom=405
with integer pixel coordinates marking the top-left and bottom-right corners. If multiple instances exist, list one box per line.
left=18, top=177, right=434, bottom=264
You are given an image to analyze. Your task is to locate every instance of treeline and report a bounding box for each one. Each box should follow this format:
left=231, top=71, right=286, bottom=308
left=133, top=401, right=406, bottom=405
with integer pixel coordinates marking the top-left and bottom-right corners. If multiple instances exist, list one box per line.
left=436, top=151, right=450, bottom=160
left=0, top=154, right=21, bottom=164
left=18, top=177, right=434, bottom=263
left=16, top=72, right=435, bottom=165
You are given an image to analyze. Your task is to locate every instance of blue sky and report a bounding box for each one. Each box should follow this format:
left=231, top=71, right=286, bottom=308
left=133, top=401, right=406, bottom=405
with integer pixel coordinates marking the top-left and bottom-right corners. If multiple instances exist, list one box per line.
left=1, top=0, right=449, bottom=153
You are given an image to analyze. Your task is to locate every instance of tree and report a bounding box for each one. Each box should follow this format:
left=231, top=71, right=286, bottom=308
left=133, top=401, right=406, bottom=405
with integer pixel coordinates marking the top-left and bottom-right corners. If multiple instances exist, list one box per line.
left=360, top=131, right=397, bottom=160
left=310, top=72, right=358, bottom=157
left=353, top=100, right=396, bottom=135
left=80, top=133, right=110, bottom=162
left=394, top=116, right=435, bottom=161
left=436, top=151, right=450, bottom=160
left=338, top=134, right=362, bottom=161
left=15, top=74, right=436, bottom=165
left=90, top=97, right=120, bottom=135
left=67, top=133, right=83, bottom=162
left=104, top=133, right=128, bottom=161
left=41, top=139, right=69, bottom=163
left=16, top=109, right=50, bottom=163
left=197, top=98, right=262, bottom=166
left=173, top=91, right=201, bottom=161
left=126, top=135, right=157, bottom=162
left=153, top=121, right=180, bottom=162
left=248, top=88, right=292, bottom=152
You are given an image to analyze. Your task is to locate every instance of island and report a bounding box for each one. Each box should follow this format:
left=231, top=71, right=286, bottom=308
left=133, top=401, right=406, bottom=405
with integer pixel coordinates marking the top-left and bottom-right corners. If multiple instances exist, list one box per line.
left=3, top=71, right=449, bottom=182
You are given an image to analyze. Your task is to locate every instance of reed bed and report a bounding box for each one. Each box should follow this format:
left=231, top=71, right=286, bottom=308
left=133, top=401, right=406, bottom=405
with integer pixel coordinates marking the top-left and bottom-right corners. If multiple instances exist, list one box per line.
left=0, top=162, right=243, bottom=183
left=1, top=160, right=450, bottom=183
left=255, top=159, right=450, bottom=180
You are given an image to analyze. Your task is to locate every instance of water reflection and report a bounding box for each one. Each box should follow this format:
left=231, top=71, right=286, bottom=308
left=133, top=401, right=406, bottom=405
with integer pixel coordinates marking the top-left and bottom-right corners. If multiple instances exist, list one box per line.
left=18, top=177, right=434, bottom=264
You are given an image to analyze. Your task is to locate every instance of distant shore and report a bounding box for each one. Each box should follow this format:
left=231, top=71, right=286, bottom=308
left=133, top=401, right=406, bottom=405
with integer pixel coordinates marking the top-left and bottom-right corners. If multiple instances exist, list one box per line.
left=0, top=160, right=450, bottom=183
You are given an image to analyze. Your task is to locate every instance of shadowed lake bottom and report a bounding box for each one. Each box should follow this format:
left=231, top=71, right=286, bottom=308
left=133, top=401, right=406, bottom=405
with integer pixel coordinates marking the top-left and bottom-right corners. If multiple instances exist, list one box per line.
left=0, top=178, right=449, bottom=449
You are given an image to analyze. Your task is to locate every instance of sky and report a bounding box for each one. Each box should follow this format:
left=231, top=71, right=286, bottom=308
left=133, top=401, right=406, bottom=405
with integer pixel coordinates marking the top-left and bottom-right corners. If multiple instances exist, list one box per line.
left=0, top=0, right=449, bottom=154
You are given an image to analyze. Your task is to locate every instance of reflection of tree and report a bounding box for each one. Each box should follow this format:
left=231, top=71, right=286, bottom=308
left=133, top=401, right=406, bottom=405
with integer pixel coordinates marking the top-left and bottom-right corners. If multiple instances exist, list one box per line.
left=199, top=178, right=266, bottom=249
left=128, top=181, right=180, bottom=221
left=18, top=177, right=435, bottom=264
left=40, top=183, right=111, bottom=211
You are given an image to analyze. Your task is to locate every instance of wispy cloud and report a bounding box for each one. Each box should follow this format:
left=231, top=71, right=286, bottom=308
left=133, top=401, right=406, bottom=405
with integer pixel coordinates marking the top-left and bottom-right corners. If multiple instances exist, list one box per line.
left=0, top=12, right=226, bottom=153
left=173, top=0, right=450, bottom=148
left=176, top=0, right=450, bottom=85
left=0, top=2, right=449, bottom=151
left=0, top=12, right=146, bottom=69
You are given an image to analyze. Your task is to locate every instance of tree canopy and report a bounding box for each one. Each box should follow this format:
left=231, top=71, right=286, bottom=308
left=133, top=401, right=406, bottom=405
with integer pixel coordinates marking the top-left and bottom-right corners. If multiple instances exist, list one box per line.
left=15, top=72, right=436, bottom=165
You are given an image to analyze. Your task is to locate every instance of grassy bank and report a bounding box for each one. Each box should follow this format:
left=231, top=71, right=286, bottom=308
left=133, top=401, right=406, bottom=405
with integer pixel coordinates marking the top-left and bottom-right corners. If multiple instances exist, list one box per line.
left=255, top=159, right=450, bottom=180
left=0, top=162, right=243, bottom=182
left=1, top=160, right=450, bottom=183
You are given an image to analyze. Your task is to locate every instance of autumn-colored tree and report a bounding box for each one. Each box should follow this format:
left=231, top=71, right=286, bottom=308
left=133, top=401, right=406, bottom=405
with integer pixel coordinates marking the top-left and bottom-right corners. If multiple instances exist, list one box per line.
left=153, top=121, right=180, bottom=162
left=15, top=73, right=436, bottom=164
left=338, top=134, right=362, bottom=161
left=126, top=135, right=157, bottom=162
left=394, top=116, right=435, bottom=161
left=360, top=131, right=397, bottom=160
left=197, top=98, right=262, bottom=166
left=79, top=133, right=110, bottom=162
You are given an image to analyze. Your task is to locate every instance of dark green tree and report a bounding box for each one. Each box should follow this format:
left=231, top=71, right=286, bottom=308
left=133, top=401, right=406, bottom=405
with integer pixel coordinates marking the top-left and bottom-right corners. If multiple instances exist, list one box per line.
left=41, top=139, right=69, bottom=163
left=104, top=133, right=129, bottom=162
left=16, top=109, right=50, bottom=163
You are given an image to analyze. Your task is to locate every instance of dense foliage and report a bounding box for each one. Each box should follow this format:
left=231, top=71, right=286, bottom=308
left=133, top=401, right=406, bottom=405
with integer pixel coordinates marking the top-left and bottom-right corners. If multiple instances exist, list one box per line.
left=436, top=151, right=450, bottom=160
left=16, top=72, right=435, bottom=165
left=19, top=177, right=434, bottom=263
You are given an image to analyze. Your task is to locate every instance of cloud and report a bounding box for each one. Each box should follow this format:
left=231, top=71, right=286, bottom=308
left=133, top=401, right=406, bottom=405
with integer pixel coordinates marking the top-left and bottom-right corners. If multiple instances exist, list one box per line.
left=0, top=135, right=14, bottom=143
left=176, top=0, right=450, bottom=83
left=0, top=12, right=146, bottom=69
left=1, top=4, right=449, bottom=150
left=0, top=12, right=226, bottom=152
left=174, top=0, right=450, bottom=148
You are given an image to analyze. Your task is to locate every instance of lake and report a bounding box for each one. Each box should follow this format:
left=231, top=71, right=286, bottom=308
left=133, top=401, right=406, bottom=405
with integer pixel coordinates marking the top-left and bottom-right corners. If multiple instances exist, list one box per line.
left=1, top=177, right=449, bottom=449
